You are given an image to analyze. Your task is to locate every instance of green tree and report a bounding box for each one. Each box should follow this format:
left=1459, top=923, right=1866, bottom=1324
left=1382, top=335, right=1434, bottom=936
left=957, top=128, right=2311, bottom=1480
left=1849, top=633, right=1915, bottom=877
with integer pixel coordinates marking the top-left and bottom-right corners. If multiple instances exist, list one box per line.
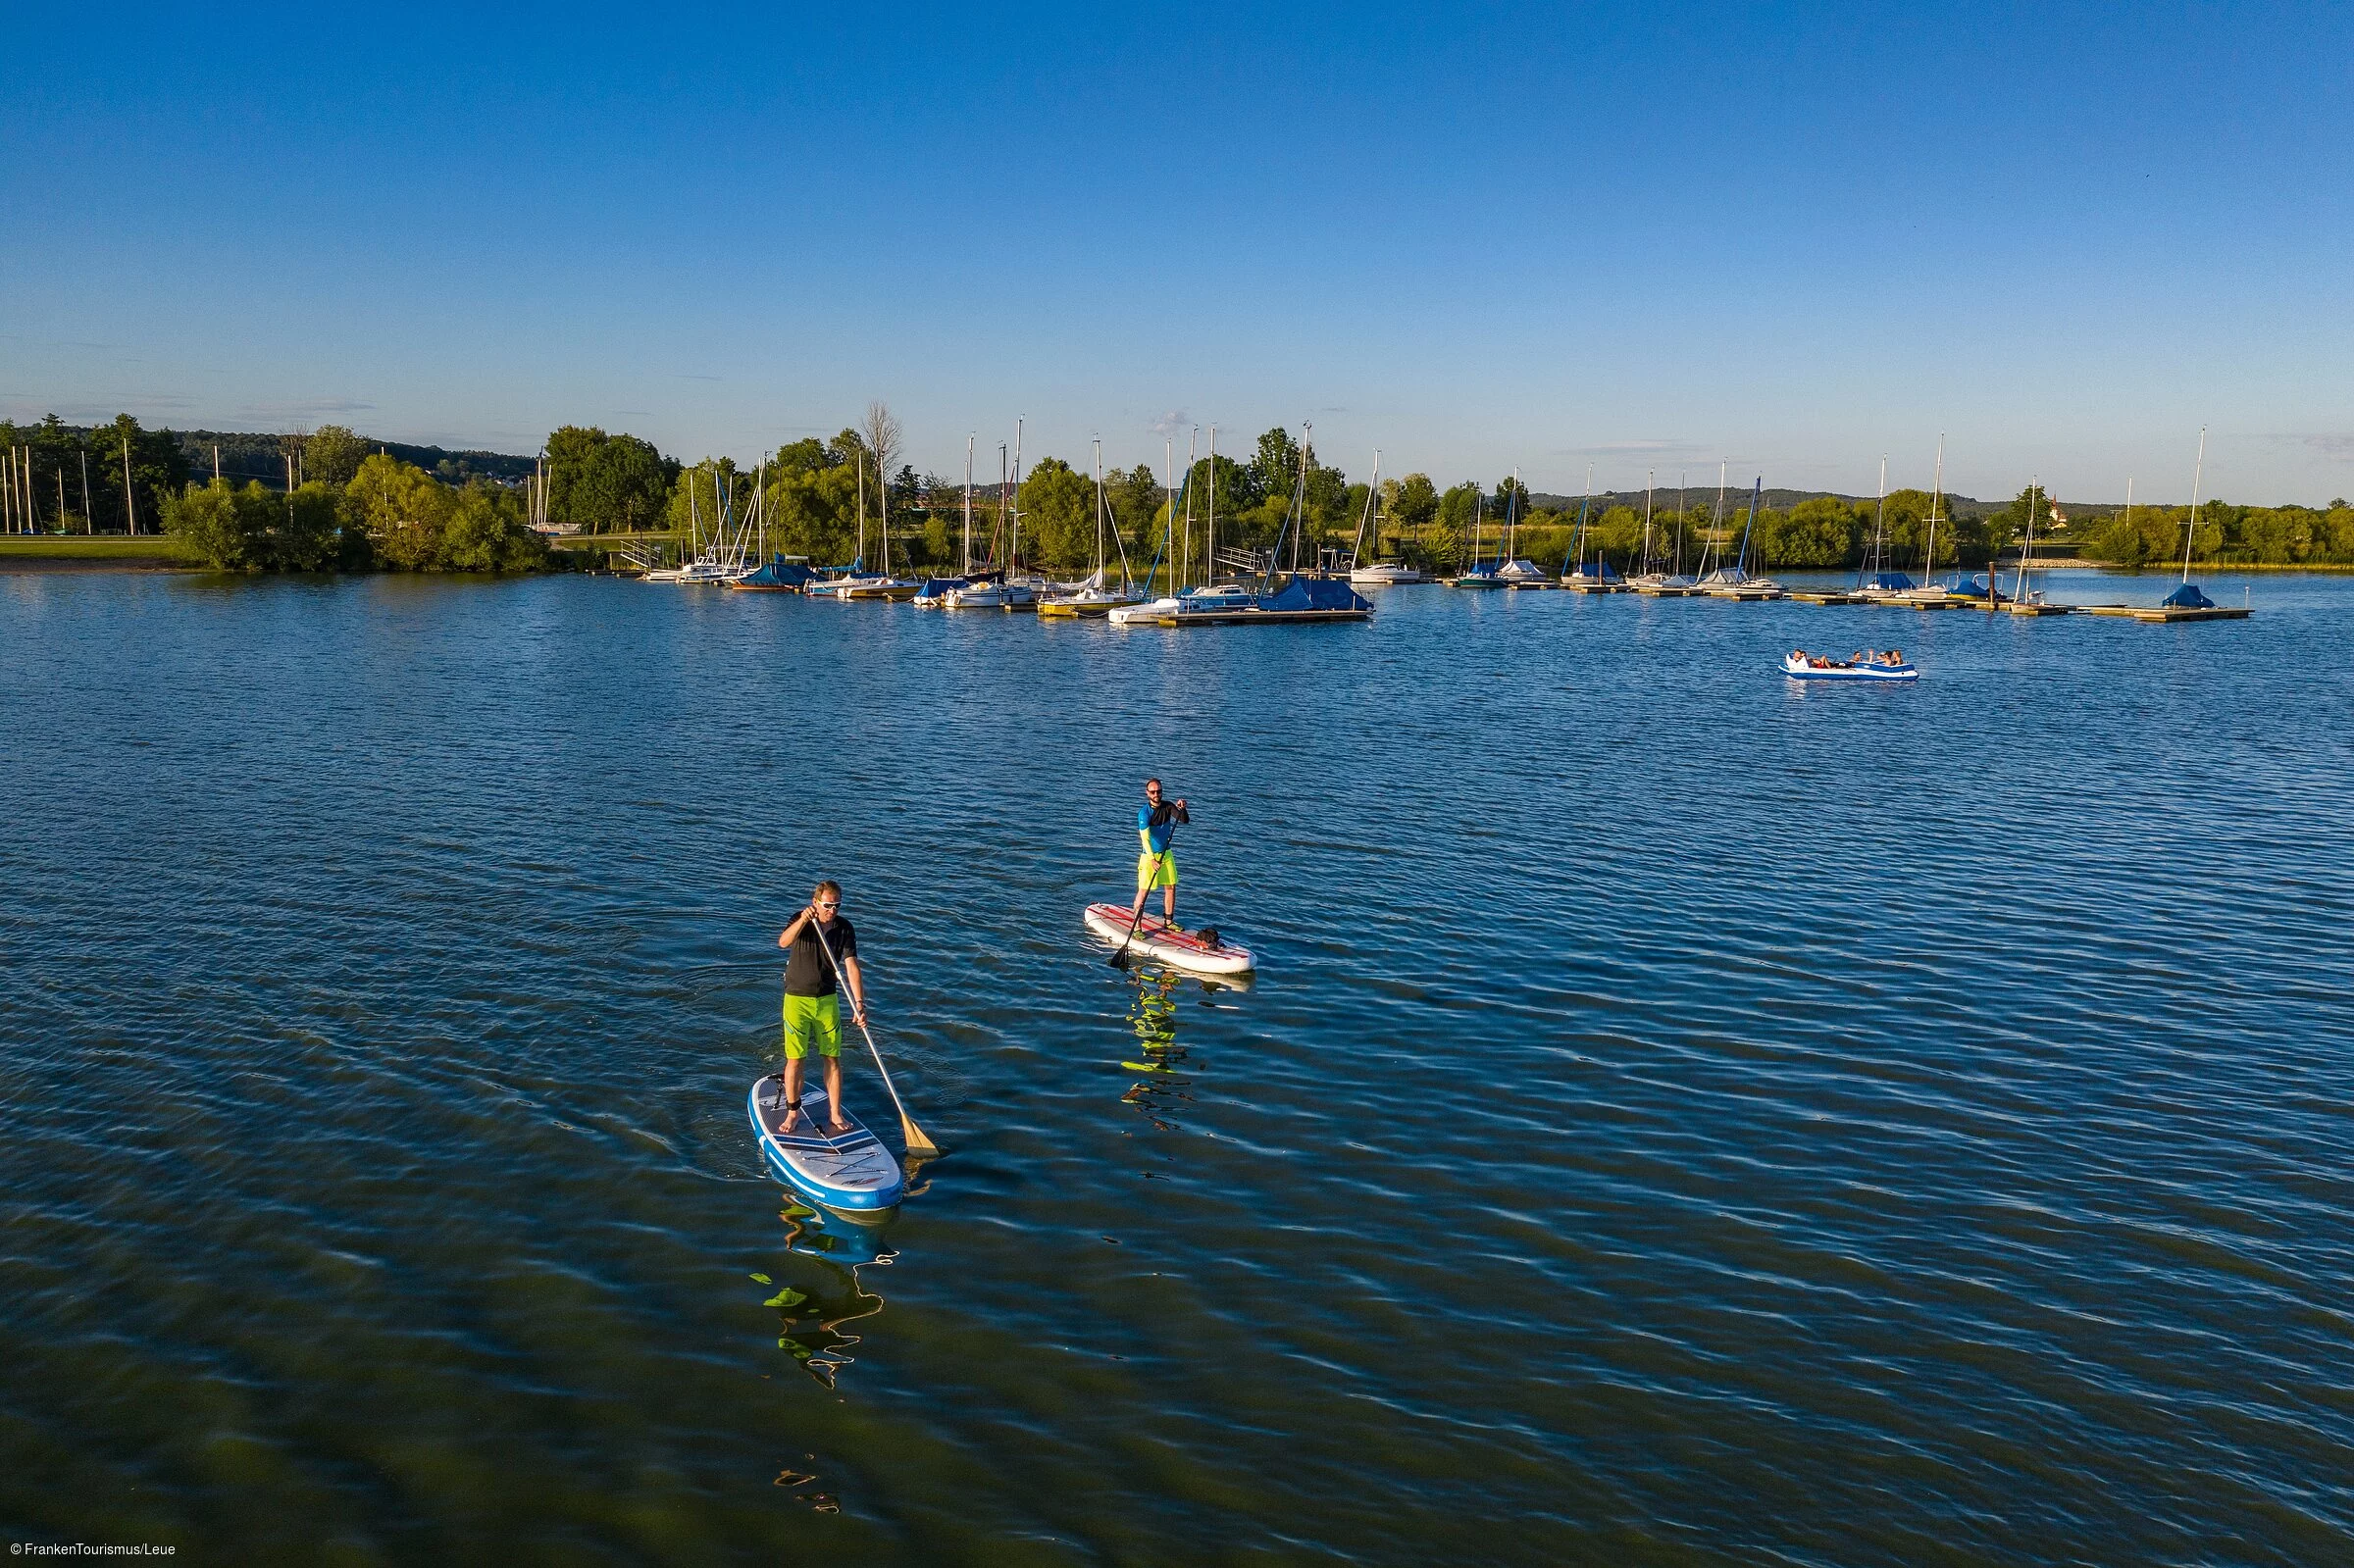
left=1759, top=497, right=1859, bottom=568
left=303, top=425, right=372, bottom=487
left=280, top=481, right=344, bottom=570
left=580, top=434, right=673, bottom=533
left=84, top=414, right=189, bottom=534
left=1107, top=463, right=1163, bottom=557
left=1019, top=458, right=1097, bottom=569
left=1389, top=474, right=1440, bottom=557
left=543, top=427, right=674, bottom=532
left=1248, top=428, right=1300, bottom=506
left=345, top=453, right=456, bottom=569
left=163, top=481, right=263, bottom=569
left=1435, top=481, right=1482, bottom=569
left=441, top=483, right=546, bottom=571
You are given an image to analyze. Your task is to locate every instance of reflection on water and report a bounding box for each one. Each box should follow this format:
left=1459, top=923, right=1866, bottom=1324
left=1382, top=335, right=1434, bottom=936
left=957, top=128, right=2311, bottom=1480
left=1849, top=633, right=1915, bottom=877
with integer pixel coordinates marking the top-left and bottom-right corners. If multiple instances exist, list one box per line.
left=760, top=1198, right=892, bottom=1391
left=1119, top=969, right=1196, bottom=1132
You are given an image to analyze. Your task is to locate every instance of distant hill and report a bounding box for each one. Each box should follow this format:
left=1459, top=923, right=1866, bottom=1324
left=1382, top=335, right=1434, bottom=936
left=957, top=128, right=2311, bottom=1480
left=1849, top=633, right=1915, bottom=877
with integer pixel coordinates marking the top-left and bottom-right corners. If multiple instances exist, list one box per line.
left=166, top=429, right=536, bottom=489
left=1528, top=487, right=2001, bottom=519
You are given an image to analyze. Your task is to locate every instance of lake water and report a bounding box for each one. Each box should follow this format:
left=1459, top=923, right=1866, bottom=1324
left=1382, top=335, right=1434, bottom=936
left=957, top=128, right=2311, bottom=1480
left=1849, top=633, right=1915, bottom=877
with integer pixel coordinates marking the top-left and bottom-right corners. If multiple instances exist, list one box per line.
left=3, top=568, right=2350, bottom=1564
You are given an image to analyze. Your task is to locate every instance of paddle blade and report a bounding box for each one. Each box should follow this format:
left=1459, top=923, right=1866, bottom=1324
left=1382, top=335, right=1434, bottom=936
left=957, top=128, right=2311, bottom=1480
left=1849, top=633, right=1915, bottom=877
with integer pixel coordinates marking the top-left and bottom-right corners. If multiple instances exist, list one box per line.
left=899, top=1113, right=941, bottom=1159
left=1106, top=947, right=1132, bottom=969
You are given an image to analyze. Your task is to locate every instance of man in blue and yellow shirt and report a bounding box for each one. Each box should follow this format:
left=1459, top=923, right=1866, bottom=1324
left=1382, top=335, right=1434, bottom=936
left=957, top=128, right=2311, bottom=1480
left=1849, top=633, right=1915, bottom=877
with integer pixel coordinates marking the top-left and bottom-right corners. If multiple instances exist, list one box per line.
left=1130, top=777, right=1190, bottom=928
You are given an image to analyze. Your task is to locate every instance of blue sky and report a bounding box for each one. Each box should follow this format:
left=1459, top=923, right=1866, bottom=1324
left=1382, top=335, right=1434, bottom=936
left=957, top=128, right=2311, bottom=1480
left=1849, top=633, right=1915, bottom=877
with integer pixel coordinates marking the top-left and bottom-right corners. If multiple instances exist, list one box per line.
left=6, top=2, right=2350, bottom=503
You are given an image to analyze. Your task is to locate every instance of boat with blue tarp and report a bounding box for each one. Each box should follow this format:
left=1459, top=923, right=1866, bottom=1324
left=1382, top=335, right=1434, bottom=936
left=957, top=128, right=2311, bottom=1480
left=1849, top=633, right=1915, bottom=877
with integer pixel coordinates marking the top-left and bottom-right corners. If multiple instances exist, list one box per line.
left=728, top=554, right=819, bottom=592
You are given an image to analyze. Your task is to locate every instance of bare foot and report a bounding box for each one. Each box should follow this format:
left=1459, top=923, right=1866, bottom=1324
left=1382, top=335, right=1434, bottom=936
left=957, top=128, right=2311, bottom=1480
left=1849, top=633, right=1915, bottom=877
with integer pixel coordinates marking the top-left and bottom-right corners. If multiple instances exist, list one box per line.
left=779, top=1102, right=803, bottom=1135
left=826, top=1118, right=852, bottom=1137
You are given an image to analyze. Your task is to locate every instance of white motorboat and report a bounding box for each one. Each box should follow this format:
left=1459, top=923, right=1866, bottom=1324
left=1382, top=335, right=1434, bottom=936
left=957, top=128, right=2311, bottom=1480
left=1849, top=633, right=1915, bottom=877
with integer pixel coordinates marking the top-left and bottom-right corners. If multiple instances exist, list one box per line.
left=1349, top=561, right=1425, bottom=585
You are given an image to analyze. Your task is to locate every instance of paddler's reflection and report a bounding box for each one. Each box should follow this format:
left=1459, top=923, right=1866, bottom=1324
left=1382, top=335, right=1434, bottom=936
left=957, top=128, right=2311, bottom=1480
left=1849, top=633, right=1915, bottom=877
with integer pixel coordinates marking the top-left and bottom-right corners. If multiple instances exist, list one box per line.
left=1119, top=969, right=1197, bottom=1132
left=761, top=1200, right=892, bottom=1389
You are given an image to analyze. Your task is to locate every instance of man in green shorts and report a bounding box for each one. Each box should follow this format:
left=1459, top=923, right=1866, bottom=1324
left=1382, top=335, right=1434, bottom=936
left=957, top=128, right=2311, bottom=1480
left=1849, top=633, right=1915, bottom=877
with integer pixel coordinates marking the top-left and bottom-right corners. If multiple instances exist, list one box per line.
left=1129, top=777, right=1190, bottom=928
left=776, top=880, right=865, bottom=1135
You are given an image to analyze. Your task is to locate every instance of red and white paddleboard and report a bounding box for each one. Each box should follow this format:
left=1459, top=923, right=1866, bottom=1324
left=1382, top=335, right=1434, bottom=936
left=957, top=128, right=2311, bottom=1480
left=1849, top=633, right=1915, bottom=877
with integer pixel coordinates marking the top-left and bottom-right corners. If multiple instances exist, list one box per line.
left=1083, top=904, right=1256, bottom=977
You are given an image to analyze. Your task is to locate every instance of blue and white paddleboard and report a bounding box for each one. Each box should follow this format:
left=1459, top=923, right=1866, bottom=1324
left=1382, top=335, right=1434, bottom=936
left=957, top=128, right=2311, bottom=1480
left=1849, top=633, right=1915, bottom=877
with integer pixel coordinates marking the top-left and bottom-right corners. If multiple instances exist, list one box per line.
left=747, top=1075, right=905, bottom=1213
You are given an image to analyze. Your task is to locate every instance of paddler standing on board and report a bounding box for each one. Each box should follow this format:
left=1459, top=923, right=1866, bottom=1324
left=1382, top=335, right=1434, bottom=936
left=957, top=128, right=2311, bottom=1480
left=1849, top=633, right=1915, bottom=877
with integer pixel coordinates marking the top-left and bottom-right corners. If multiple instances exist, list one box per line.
left=1131, top=778, right=1190, bottom=929
left=776, top=881, right=864, bottom=1136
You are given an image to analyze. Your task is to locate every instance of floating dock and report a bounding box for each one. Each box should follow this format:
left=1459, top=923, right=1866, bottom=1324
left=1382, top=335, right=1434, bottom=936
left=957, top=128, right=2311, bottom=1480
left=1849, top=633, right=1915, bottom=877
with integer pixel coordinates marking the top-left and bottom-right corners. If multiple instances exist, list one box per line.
left=2082, top=604, right=2252, bottom=623
left=1160, top=606, right=1370, bottom=626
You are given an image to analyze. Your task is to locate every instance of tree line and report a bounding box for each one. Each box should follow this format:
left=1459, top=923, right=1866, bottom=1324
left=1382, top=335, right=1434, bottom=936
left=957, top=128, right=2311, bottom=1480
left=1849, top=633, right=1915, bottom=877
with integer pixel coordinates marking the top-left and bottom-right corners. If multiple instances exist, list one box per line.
left=14, top=405, right=2353, bottom=575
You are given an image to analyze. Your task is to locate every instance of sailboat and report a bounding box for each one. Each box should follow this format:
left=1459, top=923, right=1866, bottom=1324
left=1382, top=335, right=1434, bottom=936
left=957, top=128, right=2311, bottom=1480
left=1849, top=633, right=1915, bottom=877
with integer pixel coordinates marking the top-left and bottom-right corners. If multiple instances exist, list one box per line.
left=1111, top=439, right=1186, bottom=625
left=1632, top=471, right=1700, bottom=595
left=1494, top=471, right=1555, bottom=586
left=821, top=451, right=922, bottom=600
left=1039, top=440, right=1147, bottom=618
left=1346, top=450, right=1423, bottom=584
left=1626, top=470, right=1694, bottom=594
left=1561, top=466, right=1625, bottom=591
left=1893, top=438, right=1960, bottom=608
left=947, top=432, right=1032, bottom=608
left=1852, top=457, right=1916, bottom=600
left=648, top=463, right=760, bottom=583
left=1697, top=476, right=1785, bottom=598
left=1445, top=491, right=1506, bottom=587
left=1998, top=476, right=2071, bottom=615
left=1169, top=424, right=1371, bottom=625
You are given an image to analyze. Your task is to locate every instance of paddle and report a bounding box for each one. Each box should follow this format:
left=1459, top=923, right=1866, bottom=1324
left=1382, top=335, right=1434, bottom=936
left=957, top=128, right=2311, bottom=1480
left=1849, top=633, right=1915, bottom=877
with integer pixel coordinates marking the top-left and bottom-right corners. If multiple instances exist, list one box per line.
left=807, top=912, right=940, bottom=1159
left=1109, top=848, right=1169, bottom=970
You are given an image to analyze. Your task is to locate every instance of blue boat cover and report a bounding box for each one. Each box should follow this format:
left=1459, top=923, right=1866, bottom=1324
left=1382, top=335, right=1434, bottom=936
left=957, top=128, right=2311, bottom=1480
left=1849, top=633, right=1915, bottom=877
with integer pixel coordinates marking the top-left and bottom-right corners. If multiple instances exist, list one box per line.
left=915, top=577, right=970, bottom=598
left=738, top=555, right=817, bottom=587
left=1259, top=576, right=1372, bottom=612
left=1861, top=571, right=1916, bottom=591
left=2160, top=582, right=2216, bottom=609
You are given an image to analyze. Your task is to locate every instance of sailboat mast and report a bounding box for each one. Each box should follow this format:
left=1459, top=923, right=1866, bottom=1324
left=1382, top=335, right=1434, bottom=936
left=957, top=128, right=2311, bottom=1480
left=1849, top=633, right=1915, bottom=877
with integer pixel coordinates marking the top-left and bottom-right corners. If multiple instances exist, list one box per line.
left=1206, top=425, right=1216, bottom=583
left=1734, top=477, right=1762, bottom=578
left=1093, top=438, right=1106, bottom=584
left=1185, top=427, right=1198, bottom=588
left=1870, top=455, right=1887, bottom=583
left=1507, top=468, right=1519, bottom=565
left=997, top=442, right=1008, bottom=569
left=1641, top=470, right=1654, bottom=575
left=855, top=453, right=865, bottom=569
left=2017, top=475, right=2036, bottom=602
left=1675, top=471, right=1687, bottom=577
left=1350, top=450, right=1380, bottom=571
left=1923, top=435, right=1944, bottom=584
left=2182, top=426, right=2206, bottom=584
left=1012, top=417, right=1023, bottom=568
left=963, top=434, right=974, bottom=576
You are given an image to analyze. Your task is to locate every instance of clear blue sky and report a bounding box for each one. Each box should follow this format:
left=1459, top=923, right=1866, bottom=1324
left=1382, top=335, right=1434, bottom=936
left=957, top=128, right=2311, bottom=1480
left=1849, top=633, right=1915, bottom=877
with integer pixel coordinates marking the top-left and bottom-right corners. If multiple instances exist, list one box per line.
left=7, top=2, right=2350, bottom=504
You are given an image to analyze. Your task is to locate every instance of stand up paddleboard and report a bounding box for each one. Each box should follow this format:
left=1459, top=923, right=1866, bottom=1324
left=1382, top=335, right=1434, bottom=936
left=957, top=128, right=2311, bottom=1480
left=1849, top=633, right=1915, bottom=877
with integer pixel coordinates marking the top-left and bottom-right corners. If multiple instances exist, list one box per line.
left=747, top=1075, right=904, bottom=1214
left=1083, top=904, right=1256, bottom=978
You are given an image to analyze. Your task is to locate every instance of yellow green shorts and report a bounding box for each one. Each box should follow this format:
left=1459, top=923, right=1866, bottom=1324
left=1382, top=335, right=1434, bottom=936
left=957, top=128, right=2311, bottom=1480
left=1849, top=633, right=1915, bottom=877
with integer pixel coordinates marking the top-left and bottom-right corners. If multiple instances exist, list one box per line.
left=782, top=992, right=842, bottom=1060
left=1136, top=850, right=1178, bottom=891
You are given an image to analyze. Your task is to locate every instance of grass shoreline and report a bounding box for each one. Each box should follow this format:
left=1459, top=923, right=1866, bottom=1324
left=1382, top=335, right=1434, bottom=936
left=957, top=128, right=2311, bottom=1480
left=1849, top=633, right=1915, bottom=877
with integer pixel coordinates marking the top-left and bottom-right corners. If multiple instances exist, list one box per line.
left=0, top=535, right=199, bottom=569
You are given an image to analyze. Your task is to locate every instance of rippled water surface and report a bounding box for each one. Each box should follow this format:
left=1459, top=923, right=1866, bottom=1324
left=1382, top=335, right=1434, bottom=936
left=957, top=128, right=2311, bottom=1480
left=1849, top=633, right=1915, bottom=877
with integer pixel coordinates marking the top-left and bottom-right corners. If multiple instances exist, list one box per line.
left=4, top=569, right=2351, bottom=1564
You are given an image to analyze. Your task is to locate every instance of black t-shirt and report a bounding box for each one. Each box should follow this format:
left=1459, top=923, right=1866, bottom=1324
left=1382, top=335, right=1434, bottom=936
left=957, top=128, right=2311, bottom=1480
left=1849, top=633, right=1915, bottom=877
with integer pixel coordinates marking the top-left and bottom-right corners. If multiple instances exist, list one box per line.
left=783, top=915, right=857, bottom=997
